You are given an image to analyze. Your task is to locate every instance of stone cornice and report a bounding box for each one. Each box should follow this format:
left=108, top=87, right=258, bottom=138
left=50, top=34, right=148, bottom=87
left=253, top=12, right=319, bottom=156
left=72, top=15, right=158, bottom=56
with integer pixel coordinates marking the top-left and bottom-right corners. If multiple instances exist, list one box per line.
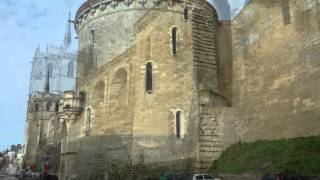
left=75, top=0, right=183, bottom=30
left=75, top=0, right=218, bottom=32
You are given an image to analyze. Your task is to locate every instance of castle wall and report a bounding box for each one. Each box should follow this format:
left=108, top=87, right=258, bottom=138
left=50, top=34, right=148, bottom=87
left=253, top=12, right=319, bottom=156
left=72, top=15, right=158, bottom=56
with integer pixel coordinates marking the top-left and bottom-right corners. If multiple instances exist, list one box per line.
left=216, top=21, right=233, bottom=101
left=232, top=0, right=320, bottom=142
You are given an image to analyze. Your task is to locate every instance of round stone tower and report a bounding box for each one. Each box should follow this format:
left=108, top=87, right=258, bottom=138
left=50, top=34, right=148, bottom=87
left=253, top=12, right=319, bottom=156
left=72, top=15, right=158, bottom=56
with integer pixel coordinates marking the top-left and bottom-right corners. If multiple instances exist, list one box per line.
left=61, top=0, right=223, bottom=179
left=75, top=0, right=219, bottom=93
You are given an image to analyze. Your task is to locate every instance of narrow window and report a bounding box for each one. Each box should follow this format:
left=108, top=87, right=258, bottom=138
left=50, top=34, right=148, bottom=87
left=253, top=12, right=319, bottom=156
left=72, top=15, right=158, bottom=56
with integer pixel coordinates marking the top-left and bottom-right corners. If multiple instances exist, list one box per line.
left=90, top=30, right=95, bottom=48
left=35, top=103, right=40, bottom=112
left=146, top=62, right=153, bottom=93
left=67, top=61, right=74, bottom=78
left=48, top=63, right=53, bottom=78
left=89, top=30, right=95, bottom=61
left=176, top=111, right=181, bottom=138
left=55, top=103, right=59, bottom=112
left=172, top=27, right=177, bottom=55
left=46, top=102, right=51, bottom=111
left=184, top=8, right=188, bottom=21
left=281, top=0, right=291, bottom=25
left=91, top=30, right=95, bottom=40
left=85, top=108, right=91, bottom=136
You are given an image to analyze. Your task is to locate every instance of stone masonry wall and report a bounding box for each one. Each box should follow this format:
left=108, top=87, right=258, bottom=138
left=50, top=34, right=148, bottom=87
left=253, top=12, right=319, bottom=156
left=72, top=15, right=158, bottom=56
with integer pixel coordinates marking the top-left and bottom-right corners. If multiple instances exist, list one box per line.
left=65, top=0, right=227, bottom=178
left=232, top=0, right=320, bottom=142
left=191, top=0, right=219, bottom=93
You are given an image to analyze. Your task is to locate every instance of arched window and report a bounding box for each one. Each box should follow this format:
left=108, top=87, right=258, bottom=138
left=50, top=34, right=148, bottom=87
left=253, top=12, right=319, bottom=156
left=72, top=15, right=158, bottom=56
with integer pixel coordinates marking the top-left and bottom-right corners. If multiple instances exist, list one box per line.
left=35, top=103, right=40, bottom=112
left=47, top=63, right=54, bottom=78
left=85, top=108, right=91, bottom=136
left=172, top=27, right=177, bottom=55
left=146, top=62, right=153, bottom=93
left=63, top=104, right=71, bottom=110
left=46, top=102, right=51, bottom=111
left=67, top=61, right=74, bottom=78
left=184, top=8, right=188, bottom=21
left=176, top=111, right=181, bottom=138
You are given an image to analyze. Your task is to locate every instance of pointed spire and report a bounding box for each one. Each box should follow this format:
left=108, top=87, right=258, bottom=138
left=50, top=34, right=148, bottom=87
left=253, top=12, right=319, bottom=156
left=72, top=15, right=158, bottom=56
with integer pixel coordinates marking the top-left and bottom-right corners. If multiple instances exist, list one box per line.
left=63, top=12, right=72, bottom=49
left=45, top=69, right=50, bottom=93
left=34, top=46, right=41, bottom=57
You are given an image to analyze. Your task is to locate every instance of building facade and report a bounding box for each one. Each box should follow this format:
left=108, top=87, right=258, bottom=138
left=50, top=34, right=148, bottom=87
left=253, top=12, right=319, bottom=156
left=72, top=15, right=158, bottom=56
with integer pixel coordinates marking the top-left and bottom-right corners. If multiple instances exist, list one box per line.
left=24, top=15, right=77, bottom=173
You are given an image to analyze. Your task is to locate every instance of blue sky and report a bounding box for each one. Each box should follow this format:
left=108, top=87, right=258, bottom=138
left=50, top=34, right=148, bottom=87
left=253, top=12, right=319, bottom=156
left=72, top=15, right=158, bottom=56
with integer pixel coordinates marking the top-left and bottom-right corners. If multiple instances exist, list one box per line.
left=0, top=0, right=84, bottom=148
left=0, top=0, right=245, bottom=147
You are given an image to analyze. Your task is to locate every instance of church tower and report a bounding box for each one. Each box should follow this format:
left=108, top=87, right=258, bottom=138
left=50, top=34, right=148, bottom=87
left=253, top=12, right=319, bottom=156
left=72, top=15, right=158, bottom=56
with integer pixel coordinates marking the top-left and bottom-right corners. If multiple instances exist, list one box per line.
left=28, top=13, right=77, bottom=95
left=24, top=12, right=78, bottom=173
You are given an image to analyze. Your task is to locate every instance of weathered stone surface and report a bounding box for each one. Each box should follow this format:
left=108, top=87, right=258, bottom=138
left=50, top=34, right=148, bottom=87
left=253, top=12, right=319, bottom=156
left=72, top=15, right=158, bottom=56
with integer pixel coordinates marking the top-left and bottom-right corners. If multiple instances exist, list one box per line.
left=59, top=0, right=232, bottom=179
left=24, top=92, right=61, bottom=170
left=24, top=0, right=320, bottom=179
left=232, top=0, right=320, bottom=142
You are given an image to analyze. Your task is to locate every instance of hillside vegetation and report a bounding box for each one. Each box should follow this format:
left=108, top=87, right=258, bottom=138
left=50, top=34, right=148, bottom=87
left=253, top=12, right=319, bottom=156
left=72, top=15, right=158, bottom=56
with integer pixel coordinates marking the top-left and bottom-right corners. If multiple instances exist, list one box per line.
left=210, top=136, right=320, bottom=175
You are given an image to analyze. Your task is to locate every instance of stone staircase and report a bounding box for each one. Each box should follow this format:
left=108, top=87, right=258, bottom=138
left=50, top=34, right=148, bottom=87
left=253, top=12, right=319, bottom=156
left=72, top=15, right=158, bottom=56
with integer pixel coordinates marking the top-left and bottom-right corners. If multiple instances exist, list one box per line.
left=197, top=113, right=223, bottom=172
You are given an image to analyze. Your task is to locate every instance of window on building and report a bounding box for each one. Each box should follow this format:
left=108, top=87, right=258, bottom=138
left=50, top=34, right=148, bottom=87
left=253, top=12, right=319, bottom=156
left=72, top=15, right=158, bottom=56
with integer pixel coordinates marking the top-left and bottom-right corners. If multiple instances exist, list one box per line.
left=63, top=104, right=71, bottom=110
left=184, top=8, right=188, bottom=21
left=146, top=62, right=153, bottom=93
left=67, top=61, right=74, bottom=78
left=172, top=27, right=177, bottom=55
left=85, top=108, right=91, bottom=136
left=281, top=0, right=291, bottom=25
left=55, top=103, right=59, bottom=112
left=35, top=103, right=40, bottom=112
left=91, top=30, right=95, bottom=43
left=80, top=91, right=86, bottom=107
left=176, top=111, right=181, bottom=138
left=46, top=102, right=51, bottom=111
left=47, top=63, right=54, bottom=78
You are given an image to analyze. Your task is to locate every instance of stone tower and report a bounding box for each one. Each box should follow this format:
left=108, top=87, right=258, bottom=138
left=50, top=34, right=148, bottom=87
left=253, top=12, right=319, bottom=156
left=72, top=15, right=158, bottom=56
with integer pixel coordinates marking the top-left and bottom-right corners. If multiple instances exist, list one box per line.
left=59, top=0, right=234, bottom=179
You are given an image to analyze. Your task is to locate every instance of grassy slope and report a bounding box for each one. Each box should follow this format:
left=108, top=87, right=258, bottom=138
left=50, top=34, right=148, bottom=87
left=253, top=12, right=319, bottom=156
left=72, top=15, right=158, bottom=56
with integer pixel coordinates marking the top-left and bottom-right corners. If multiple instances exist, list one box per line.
left=209, top=136, right=320, bottom=175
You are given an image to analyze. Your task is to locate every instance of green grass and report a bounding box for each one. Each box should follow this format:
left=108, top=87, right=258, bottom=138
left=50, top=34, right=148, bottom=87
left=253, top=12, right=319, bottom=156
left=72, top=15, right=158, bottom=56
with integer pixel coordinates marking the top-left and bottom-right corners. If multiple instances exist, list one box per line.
left=209, top=136, right=320, bottom=175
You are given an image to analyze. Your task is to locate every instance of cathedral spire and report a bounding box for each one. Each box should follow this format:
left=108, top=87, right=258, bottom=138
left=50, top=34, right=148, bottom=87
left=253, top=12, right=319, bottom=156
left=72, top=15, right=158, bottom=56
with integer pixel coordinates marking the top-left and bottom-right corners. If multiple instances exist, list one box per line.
left=34, top=46, right=41, bottom=57
left=63, top=12, right=72, bottom=49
